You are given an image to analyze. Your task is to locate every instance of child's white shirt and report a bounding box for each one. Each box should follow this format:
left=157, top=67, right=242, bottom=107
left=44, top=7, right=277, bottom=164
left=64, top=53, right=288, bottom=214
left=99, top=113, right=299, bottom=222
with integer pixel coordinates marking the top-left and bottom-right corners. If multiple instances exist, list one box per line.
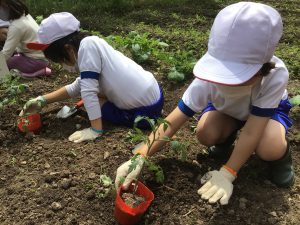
left=65, top=36, right=160, bottom=120
left=1, top=14, right=45, bottom=60
left=180, top=56, right=288, bottom=120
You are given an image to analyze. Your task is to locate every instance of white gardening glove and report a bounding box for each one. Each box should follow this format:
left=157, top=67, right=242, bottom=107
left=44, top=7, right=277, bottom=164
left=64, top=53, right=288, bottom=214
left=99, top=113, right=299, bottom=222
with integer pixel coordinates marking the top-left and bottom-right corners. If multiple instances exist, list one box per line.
left=19, top=96, right=46, bottom=116
left=115, top=154, right=145, bottom=190
left=197, top=166, right=236, bottom=205
left=68, top=127, right=102, bottom=143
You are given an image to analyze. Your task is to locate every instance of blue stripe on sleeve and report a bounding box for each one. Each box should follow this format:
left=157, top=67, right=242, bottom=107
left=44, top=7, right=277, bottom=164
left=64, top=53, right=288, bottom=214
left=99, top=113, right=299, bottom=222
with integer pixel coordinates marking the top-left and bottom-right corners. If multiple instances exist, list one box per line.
left=251, top=106, right=275, bottom=117
left=80, top=71, right=100, bottom=80
left=178, top=99, right=195, bottom=117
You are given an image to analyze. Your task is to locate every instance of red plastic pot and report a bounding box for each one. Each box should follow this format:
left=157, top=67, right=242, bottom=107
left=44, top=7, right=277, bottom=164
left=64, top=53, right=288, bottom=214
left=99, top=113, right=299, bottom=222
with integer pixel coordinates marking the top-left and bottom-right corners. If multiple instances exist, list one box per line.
left=17, top=113, right=42, bottom=134
left=114, top=181, right=154, bottom=225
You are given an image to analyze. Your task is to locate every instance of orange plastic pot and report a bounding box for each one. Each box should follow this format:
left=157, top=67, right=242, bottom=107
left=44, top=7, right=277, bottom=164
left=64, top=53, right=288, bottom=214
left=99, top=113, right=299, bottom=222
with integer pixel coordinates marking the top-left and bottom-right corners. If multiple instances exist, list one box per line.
left=17, top=113, right=42, bottom=134
left=114, top=181, right=154, bottom=225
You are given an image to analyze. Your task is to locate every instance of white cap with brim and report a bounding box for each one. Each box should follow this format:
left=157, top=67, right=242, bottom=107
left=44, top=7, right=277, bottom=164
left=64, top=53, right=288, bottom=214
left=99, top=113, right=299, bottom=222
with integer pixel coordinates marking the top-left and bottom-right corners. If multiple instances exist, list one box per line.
left=0, top=19, right=9, bottom=28
left=193, top=52, right=263, bottom=86
left=194, top=2, right=283, bottom=86
left=27, top=12, right=80, bottom=51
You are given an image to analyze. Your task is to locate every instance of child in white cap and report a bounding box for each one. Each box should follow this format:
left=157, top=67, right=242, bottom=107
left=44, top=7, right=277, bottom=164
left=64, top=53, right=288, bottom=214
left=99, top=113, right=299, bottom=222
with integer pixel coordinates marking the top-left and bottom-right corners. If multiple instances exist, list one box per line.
left=0, top=19, right=9, bottom=50
left=0, top=0, right=51, bottom=78
left=115, top=2, right=294, bottom=205
left=20, top=12, right=164, bottom=143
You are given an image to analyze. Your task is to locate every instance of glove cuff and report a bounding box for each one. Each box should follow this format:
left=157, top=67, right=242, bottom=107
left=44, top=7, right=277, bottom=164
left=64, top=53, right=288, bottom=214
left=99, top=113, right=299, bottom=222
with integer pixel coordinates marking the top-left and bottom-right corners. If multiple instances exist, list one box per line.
left=91, top=127, right=104, bottom=133
left=220, top=166, right=236, bottom=182
left=223, top=165, right=237, bottom=177
left=135, top=149, right=147, bottom=157
left=37, top=96, right=47, bottom=107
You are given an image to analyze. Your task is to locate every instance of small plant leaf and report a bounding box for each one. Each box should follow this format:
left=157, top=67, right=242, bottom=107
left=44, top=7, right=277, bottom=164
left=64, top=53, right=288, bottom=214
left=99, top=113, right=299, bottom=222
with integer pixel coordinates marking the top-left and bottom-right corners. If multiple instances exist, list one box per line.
left=100, top=175, right=113, bottom=187
left=158, top=42, right=169, bottom=47
left=167, top=67, right=185, bottom=81
left=290, top=95, right=300, bottom=106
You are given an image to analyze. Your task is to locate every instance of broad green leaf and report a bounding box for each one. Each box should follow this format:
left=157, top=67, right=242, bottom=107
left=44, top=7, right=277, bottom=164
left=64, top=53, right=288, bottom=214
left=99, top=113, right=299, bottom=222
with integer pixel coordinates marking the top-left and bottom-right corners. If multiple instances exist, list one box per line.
left=158, top=42, right=169, bottom=47
left=167, top=68, right=185, bottom=81
left=100, top=175, right=113, bottom=187
left=290, top=95, right=300, bottom=106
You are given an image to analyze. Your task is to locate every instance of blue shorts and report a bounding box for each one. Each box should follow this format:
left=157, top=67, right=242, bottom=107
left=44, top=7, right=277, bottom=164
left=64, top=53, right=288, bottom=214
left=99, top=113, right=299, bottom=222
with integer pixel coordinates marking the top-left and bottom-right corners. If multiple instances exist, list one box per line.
left=101, top=87, right=164, bottom=129
left=201, top=98, right=293, bottom=132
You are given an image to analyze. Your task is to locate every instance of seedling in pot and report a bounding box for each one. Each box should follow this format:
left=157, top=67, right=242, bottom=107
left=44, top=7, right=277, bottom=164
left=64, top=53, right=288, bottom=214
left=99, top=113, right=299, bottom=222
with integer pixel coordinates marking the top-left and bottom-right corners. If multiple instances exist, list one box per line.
left=114, top=116, right=189, bottom=225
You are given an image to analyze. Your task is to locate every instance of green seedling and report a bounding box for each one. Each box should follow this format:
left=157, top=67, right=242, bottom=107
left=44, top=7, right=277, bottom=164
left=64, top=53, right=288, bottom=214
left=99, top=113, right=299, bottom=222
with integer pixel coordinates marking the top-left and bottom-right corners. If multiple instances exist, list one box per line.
left=96, top=175, right=114, bottom=199
left=35, top=15, right=43, bottom=24
left=0, top=74, right=28, bottom=110
left=20, top=118, right=31, bottom=133
left=290, top=95, right=300, bottom=106
left=106, top=31, right=169, bottom=64
left=125, top=116, right=189, bottom=191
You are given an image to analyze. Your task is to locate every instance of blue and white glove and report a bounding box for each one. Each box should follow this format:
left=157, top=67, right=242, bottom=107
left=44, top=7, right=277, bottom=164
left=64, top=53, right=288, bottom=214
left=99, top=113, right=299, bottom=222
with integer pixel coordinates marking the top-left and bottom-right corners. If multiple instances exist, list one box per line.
left=19, top=96, right=46, bottom=116
left=68, top=127, right=103, bottom=143
left=197, top=166, right=236, bottom=205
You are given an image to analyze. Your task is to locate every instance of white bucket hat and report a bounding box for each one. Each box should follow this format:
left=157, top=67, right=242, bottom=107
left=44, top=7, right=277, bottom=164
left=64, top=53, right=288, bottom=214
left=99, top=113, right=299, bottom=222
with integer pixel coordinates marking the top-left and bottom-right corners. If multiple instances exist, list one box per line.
left=0, top=19, right=9, bottom=28
left=27, top=12, right=80, bottom=51
left=194, top=2, right=283, bottom=86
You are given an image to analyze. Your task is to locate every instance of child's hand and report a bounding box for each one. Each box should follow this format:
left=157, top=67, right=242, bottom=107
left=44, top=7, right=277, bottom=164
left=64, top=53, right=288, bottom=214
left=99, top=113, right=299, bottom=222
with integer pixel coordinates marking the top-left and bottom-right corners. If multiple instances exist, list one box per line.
left=115, top=155, right=144, bottom=190
left=19, top=96, right=46, bottom=116
left=197, top=166, right=236, bottom=205
left=68, top=127, right=101, bottom=143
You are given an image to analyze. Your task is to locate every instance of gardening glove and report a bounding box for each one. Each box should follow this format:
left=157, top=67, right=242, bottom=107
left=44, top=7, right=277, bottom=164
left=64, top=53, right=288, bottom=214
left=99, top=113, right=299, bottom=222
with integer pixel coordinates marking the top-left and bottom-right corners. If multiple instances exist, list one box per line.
left=115, top=154, right=145, bottom=190
left=68, top=127, right=103, bottom=143
left=19, top=96, right=46, bottom=116
left=197, top=166, right=236, bottom=205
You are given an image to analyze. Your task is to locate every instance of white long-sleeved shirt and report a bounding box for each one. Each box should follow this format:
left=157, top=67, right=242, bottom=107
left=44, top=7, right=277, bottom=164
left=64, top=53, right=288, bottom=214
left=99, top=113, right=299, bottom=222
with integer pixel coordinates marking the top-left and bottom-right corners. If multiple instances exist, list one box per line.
left=65, top=36, right=161, bottom=120
left=1, top=14, right=46, bottom=60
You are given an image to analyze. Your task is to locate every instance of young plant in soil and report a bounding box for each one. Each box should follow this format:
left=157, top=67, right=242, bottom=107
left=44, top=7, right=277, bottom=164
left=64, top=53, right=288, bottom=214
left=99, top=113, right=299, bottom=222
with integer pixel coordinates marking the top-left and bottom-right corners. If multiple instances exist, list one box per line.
left=0, top=74, right=28, bottom=110
left=122, top=116, right=188, bottom=207
left=96, top=175, right=114, bottom=199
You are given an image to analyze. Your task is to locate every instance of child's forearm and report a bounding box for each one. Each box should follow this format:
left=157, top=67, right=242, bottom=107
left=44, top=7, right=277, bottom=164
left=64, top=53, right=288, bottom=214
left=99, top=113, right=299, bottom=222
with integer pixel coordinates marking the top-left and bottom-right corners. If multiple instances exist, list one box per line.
left=138, top=107, right=189, bottom=157
left=225, top=115, right=269, bottom=172
left=43, top=87, right=71, bottom=104
left=90, top=118, right=103, bottom=131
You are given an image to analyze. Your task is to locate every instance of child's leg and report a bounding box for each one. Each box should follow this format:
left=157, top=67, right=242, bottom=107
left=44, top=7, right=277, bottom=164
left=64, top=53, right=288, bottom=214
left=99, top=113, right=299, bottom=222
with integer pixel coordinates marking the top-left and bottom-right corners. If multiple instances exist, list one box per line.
left=255, top=119, right=287, bottom=161
left=196, top=110, right=240, bottom=147
left=255, top=98, right=294, bottom=187
left=7, top=53, right=51, bottom=77
left=255, top=119, right=294, bottom=187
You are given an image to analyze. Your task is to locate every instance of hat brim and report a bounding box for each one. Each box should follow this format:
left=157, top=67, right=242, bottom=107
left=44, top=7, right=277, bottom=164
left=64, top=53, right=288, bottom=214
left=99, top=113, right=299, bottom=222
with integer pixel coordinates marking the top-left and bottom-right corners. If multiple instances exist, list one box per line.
left=26, top=42, right=49, bottom=51
left=193, top=52, right=262, bottom=86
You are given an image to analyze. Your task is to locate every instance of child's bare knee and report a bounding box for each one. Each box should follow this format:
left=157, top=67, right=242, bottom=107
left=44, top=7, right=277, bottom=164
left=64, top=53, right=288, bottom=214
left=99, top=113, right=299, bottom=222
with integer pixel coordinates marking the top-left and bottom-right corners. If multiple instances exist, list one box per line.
left=256, top=143, right=286, bottom=161
left=196, top=130, right=219, bottom=147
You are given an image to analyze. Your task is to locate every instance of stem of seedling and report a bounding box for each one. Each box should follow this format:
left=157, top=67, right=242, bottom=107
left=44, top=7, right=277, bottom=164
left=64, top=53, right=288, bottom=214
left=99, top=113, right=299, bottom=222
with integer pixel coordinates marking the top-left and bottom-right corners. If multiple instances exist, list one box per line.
left=128, top=116, right=168, bottom=195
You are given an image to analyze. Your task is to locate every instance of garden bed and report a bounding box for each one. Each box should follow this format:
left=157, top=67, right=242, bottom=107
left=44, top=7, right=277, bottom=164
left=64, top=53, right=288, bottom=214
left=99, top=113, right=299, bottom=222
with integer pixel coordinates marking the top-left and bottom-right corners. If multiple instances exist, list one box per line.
left=1, top=0, right=300, bottom=224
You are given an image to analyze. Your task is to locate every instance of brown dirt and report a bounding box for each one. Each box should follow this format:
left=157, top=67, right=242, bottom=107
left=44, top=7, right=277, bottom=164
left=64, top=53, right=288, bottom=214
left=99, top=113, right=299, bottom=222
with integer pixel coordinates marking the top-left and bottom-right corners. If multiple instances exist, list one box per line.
left=0, top=66, right=300, bottom=225
left=1, top=0, right=300, bottom=224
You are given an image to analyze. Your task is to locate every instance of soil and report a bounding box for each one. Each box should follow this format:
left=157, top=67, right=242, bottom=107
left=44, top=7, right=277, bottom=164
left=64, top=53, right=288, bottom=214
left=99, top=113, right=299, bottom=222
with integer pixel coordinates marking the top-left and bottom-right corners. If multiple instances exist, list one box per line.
left=1, top=1, right=300, bottom=225
left=0, top=66, right=299, bottom=225
left=122, top=192, right=145, bottom=208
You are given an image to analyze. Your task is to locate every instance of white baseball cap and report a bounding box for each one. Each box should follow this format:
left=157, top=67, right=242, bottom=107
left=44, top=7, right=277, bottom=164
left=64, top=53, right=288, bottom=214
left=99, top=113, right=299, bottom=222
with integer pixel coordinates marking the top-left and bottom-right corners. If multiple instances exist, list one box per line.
left=0, top=19, right=9, bottom=28
left=194, top=2, right=283, bottom=86
left=27, top=12, right=80, bottom=51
